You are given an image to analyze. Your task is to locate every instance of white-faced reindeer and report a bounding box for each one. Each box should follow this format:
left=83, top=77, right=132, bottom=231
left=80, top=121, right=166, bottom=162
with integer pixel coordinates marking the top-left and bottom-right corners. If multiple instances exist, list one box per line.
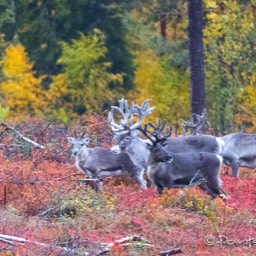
left=67, top=133, right=147, bottom=190
left=108, top=99, right=155, bottom=169
left=138, top=124, right=225, bottom=198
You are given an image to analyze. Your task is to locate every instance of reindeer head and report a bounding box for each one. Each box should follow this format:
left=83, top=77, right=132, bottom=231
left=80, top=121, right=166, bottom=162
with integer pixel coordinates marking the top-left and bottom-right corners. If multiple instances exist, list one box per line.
left=109, top=99, right=155, bottom=153
left=137, top=122, right=173, bottom=163
left=67, top=132, right=89, bottom=156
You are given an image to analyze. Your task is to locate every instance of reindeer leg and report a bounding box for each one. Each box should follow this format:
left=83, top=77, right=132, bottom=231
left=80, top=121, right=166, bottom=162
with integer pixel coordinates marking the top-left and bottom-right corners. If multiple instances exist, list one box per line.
left=95, top=178, right=103, bottom=192
left=230, top=161, right=240, bottom=177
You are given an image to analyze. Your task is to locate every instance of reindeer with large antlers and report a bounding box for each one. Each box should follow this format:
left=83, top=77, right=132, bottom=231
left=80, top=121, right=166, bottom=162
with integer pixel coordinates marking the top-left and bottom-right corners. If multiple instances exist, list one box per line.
left=181, top=109, right=211, bottom=135
left=138, top=124, right=226, bottom=198
left=109, top=100, right=224, bottom=171
left=67, top=133, right=147, bottom=190
left=108, top=99, right=155, bottom=169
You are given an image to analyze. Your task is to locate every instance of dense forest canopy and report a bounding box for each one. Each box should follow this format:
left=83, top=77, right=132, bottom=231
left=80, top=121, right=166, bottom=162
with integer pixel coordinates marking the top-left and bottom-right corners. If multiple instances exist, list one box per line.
left=0, top=0, right=256, bottom=133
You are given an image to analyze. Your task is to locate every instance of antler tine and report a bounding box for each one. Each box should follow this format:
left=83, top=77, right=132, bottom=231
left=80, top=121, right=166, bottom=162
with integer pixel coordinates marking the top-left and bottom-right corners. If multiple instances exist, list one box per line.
left=108, top=109, right=126, bottom=132
left=129, top=99, right=155, bottom=130
left=74, top=130, right=78, bottom=138
left=80, top=130, right=87, bottom=139
left=162, top=125, right=173, bottom=138
left=140, top=99, right=156, bottom=114
left=108, top=98, right=135, bottom=131
left=137, top=124, right=157, bottom=143
left=147, top=120, right=166, bottom=136
left=147, top=120, right=172, bottom=140
left=181, top=109, right=208, bottom=135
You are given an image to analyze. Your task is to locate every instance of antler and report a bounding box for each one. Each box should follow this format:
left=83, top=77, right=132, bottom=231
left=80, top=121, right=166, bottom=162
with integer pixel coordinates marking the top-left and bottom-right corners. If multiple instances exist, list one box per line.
left=108, top=98, right=134, bottom=132
left=137, top=124, right=158, bottom=144
left=181, top=109, right=209, bottom=135
left=80, top=130, right=88, bottom=139
left=108, top=99, right=155, bottom=132
left=129, top=99, right=155, bottom=130
left=137, top=121, right=172, bottom=144
left=146, top=120, right=172, bottom=140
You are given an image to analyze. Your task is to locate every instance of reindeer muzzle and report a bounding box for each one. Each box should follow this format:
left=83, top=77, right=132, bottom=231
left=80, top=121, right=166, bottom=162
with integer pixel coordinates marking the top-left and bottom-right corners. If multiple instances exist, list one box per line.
left=111, top=145, right=121, bottom=154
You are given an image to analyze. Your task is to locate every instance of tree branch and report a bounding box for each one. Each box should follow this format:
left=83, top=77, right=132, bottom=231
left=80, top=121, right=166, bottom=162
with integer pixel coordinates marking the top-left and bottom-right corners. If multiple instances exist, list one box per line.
left=0, top=122, right=45, bottom=149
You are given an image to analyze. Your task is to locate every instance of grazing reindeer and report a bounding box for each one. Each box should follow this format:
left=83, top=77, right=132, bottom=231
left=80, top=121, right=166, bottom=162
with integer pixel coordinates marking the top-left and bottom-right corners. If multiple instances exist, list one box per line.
left=220, top=132, right=256, bottom=177
left=67, top=134, right=147, bottom=190
left=138, top=124, right=225, bottom=198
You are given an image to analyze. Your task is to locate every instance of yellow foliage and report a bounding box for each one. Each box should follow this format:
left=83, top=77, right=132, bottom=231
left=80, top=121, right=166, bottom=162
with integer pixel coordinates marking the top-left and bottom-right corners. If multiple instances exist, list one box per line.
left=236, top=86, right=256, bottom=132
left=129, top=48, right=190, bottom=127
left=0, top=44, right=46, bottom=116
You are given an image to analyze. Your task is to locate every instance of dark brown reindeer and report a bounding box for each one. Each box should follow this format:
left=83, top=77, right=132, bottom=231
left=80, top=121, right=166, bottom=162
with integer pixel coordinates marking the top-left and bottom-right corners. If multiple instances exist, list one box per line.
left=67, top=133, right=147, bottom=190
left=138, top=124, right=226, bottom=198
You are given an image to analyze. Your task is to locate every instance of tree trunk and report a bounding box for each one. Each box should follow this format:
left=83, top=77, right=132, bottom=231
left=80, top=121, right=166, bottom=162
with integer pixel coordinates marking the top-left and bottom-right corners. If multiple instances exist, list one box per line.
left=188, top=0, right=205, bottom=115
left=160, top=14, right=167, bottom=40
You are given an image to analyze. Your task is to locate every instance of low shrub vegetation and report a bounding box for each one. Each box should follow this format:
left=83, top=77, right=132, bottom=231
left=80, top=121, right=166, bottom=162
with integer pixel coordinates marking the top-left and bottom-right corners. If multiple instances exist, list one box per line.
left=0, top=115, right=255, bottom=255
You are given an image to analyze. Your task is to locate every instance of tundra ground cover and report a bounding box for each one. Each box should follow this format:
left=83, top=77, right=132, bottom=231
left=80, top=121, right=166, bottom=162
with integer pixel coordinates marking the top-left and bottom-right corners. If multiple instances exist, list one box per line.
left=0, top=116, right=255, bottom=255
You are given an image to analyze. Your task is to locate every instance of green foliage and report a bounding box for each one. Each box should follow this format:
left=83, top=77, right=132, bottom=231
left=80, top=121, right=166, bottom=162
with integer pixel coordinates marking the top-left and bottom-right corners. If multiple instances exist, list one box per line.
left=204, top=0, right=256, bottom=132
left=0, top=102, right=9, bottom=121
left=46, top=30, right=123, bottom=122
left=158, top=187, right=227, bottom=221
left=0, top=0, right=16, bottom=41
left=15, top=0, right=135, bottom=90
left=130, top=48, right=190, bottom=126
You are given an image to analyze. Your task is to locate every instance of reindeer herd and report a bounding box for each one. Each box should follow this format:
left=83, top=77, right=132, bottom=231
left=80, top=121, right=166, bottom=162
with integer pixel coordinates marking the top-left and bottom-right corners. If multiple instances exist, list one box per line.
left=68, top=99, right=256, bottom=199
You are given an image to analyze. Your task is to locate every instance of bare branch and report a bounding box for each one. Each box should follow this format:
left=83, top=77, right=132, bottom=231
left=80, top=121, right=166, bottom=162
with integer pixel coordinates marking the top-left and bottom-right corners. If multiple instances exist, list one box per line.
left=160, top=247, right=183, bottom=255
left=0, top=122, right=45, bottom=149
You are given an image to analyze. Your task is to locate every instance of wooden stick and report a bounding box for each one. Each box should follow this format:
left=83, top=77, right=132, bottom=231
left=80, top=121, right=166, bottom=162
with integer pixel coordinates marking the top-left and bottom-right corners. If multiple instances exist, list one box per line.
left=0, top=122, right=45, bottom=149
left=160, top=247, right=183, bottom=255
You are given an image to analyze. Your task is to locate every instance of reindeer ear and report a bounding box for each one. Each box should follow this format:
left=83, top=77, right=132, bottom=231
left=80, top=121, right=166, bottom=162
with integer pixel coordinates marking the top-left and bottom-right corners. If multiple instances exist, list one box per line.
left=67, top=137, right=75, bottom=143
left=83, top=137, right=90, bottom=145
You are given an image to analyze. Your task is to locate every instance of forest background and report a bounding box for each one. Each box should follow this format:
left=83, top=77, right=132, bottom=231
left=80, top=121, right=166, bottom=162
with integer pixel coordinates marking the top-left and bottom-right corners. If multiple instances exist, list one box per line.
left=1, top=0, right=256, bottom=133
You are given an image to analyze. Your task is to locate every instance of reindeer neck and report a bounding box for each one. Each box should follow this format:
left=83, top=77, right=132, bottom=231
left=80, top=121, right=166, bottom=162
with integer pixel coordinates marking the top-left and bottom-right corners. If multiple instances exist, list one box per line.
left=77, top=146, right=90, bottom=161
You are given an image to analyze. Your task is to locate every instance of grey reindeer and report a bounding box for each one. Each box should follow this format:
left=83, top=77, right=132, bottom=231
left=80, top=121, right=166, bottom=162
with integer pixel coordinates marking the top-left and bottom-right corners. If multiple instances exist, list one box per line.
left=182, top=112, right=256, bottom=177
left=108, top=98, right=155, bottom=169
left=109, top=100, right=224, bottom=171
left=220, top=132, right=256, bottom=177
left=67, top=133, right=147, bottom=190
left=138, top=124, right=226, bottom=198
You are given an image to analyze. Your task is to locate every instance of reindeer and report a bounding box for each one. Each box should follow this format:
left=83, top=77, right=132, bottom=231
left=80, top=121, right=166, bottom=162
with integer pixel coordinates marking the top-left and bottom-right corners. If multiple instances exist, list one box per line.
left=108, top=100, right=224, bottom=170
left=138, top=124, right=225, bottom=198
left=181, top=111, right=256, bottom=177
left=220, top=132, right=256, bottom=177
left=67, top=134, right=147, bottom=190
left=108, top=98, right=155, bottom=169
